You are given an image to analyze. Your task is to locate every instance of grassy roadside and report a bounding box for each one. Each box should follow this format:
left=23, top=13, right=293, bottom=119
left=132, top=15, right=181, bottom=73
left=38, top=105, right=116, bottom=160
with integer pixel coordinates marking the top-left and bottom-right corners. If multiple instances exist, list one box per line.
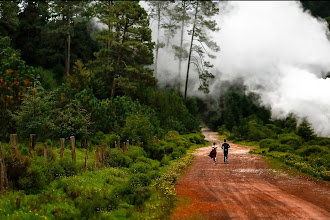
left=0, top=133, right=208, bottom=219
left=138, top=142, right=208, bottom=219
left=250, top=148, right=330, bottom=182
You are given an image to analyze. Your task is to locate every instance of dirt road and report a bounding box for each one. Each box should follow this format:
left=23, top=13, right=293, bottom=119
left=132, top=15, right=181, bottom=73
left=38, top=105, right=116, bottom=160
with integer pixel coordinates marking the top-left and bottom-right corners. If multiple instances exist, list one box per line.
left=171, top=128, right=330, bottom=219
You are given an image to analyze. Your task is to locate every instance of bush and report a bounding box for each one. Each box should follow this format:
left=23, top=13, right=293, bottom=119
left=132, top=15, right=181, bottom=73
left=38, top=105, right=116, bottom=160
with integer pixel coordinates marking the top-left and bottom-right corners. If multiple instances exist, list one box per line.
left=129, top=162, right=152, bottom=174
left=128, top=173, right=151, bottom=188
left=296, top=145, right=327, bottom=157
left=121, top=114, right=154, bottom=145
left=145, top=143, right=165, bottom=161
left=182, top=133, right=205, bottom=145
left=276, top=144, right=294, bottom=153
left=171, top=147, right=186, bottom=159
left=18, top=158, right=47, bottom=194
left=279, top=133, right=302, bottom=149
left=259, top=139, right=278, bottom=149
left=4, top=149, right=31, bottom=188
left=268, top=143, right=281, bottom=152
left=105, top=149, right=132, bottom=168
left=58, top=157, right=78, bottom=177
left=165, top=131, right=185, bottom=147
left=35, top=145, right=56, bottom=161
left=126, top=146, right=147, bottom=162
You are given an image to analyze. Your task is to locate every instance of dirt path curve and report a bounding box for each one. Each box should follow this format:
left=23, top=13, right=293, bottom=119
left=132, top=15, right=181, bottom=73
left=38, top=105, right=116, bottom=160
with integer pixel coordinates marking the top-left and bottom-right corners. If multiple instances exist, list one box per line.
left=171, top=128, right=330, bottom=219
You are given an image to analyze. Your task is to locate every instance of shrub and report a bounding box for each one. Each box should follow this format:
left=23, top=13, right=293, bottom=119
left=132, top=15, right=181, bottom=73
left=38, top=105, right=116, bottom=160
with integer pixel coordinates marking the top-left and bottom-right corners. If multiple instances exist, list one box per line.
left=129, top=162, right=152, bottom=174
left=126, top=146, right=147, bottom=162
left=171, top=147, right=186, bottom=159
left=105, top=149, right=132, bottom=168
left=121, top=114, right=154, bottom=145
left=4, top=149, right=31, bottom=188
left=268, top=143, right=281, bottom=152
left=296, top=145, right=327, bottom=157
left=161, top=142, right=176, bottom=154
left=58, top=157, right=78, bottom=177
left=128, top=173, right=151, bottom=188
left=18, top=158, right=48, bottom=194
left=145, top=143, right=165, bottom=161
left=182, top=133, right=205, bottom=145
left=279, top=133, right=302, bottom=149
left=259, top=139, right=278, bottom=149
left=35, top=145, right=56, bottom=161
left=247, top=120, right=267, bottom=141
left=161, top=155, right=170, bottom=166
left=276, top=144, right=294, bottom=153
left=165, top=131, right=186, bottom=147
left=321, top=170, right=330, bottom=181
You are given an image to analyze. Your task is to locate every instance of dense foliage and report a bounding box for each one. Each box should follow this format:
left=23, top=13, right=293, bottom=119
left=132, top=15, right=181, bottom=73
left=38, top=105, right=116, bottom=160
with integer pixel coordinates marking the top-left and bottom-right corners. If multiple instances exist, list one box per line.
left=209, top=84, right=330, bottom=181
left=0, top=131, right=205, bottom=218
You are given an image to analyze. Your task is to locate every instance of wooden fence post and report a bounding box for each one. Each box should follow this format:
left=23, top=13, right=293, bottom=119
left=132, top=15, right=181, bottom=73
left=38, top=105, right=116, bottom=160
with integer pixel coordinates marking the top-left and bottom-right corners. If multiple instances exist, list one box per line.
left=0, top=142, right=8, bottom=192
left=43, top=143, right=47, bottom=162
left=125, top=140, right=130, bottom=151
left=94, top=148, right=99, bottom=170
left=70, top=136, right=76, bottom=164
left=84, top=148, right=88, bottom=170
left=116, top=138, right=120, bottom=150
left=10, top=134, right=18, bottom=150
left=60, top=138, right=65, bottom=159
left=30, top=134, right=36, bottom=151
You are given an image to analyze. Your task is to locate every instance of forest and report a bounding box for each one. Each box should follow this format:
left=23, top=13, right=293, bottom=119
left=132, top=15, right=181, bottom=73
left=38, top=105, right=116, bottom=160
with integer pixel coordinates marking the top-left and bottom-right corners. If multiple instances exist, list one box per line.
left=0, top=1, right=329, bottom=219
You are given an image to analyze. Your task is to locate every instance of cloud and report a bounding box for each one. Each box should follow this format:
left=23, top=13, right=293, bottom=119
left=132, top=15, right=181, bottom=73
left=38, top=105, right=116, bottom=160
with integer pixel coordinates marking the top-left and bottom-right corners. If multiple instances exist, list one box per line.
left=145, top=1, right=330, bottom=136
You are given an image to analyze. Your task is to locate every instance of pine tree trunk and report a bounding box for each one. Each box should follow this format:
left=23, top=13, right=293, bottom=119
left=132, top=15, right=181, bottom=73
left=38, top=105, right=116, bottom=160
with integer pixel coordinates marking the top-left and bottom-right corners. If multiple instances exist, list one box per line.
left=178, top=2, right=186, bottom=90
left=184, top=2, right=199, bottom=104
left=66, top=16, right=71, bottom=77
left=155, top=4, right=161, bottom=77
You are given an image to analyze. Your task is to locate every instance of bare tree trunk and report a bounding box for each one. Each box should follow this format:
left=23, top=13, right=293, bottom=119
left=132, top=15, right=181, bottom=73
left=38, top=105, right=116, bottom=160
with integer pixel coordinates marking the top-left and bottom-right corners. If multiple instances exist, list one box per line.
left=70, top=136, right=76, bottom=164
left=184, top=2, right=199, bottom=104
left=0, top=142, right=8, bottom=192
left=10, top=134, right=18, bottom=150
left=60, top=138, right=65, bottom=159
left=43, top=143, right=47, bottom=162
left=155, top=3, right=161, bottom=77
left=178, top=1, right=186, bottom=90
left=66, top=16, right=71, bottom=77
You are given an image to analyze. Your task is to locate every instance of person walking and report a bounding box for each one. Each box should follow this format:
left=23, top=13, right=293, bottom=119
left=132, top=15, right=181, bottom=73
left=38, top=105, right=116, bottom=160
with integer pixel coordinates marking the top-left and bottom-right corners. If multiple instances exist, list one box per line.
left=209, top=142, right=217, bottom=164
left=221, top=139, right=230, bottom=163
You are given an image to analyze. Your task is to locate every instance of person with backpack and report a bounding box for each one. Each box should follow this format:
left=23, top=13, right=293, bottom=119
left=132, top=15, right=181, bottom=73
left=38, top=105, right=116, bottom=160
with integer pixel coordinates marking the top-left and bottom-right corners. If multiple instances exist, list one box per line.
left=208, top=142, right=217, bottom=164
left=221, top=139, right=230, bottom=163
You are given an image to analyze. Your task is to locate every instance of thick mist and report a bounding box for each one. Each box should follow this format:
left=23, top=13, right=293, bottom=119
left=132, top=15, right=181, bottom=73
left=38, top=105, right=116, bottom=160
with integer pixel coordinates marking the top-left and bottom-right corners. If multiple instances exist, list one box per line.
left=144, top=1, right=330, bottom=137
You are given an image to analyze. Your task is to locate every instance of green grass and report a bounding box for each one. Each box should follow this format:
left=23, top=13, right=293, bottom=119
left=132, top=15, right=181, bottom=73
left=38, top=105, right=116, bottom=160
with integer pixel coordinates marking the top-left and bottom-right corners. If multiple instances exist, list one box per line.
left=0, top=133, right=207, bottom=219
left=250, top=148, right=330, bottom=182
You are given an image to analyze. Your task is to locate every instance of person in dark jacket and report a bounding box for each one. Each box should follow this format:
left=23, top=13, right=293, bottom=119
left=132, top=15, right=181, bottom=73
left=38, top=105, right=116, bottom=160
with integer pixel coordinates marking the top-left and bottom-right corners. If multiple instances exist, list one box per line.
left=221, top=139, right=230, bottom=163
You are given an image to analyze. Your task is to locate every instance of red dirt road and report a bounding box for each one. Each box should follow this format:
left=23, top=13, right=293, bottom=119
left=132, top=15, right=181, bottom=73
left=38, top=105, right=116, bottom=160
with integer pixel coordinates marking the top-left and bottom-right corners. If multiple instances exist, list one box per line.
left=171, top=128, right=330, bottom=220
